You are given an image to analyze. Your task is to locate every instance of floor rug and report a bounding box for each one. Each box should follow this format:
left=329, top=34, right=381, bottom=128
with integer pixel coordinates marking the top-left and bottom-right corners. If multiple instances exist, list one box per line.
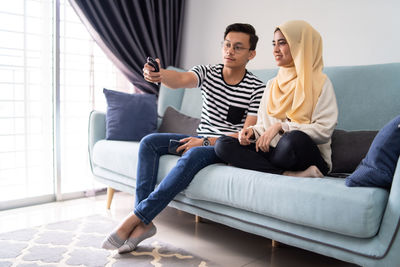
left=0, top=214, right=217, bottom=267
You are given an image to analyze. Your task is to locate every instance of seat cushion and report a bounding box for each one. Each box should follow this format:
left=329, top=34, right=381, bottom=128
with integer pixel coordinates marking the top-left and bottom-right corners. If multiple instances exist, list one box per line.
left=92, top=140, right=140, bottom=178
left=93, top=142, right=182, bottom=186
left=92, top=143, right=389, bottom=238
left=184, top=164, right=388, bottom=238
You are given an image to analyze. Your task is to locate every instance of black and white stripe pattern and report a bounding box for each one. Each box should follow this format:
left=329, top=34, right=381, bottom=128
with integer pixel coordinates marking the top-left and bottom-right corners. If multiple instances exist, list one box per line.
left=190, top=64, right=265, bottom=137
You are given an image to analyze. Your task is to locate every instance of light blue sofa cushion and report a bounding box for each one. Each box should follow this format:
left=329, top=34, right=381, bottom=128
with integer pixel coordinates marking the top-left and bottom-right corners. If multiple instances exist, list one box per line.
left=183, top=163, right=388, bottom=238
left=157, top=66, right=202, bottom=119
left=157, top=66, right=186, bottom=117
left=253, top=63, right=400, bottom=131
left=324, top=63, right=400, bottom=131
left=180, top=88, right=202, bottom=118
left=92, top=140, right=140, bottom=179
left=92, top=141, right=388, bottom=238
left=249, top=68, right=278, bottom=84
left=157, top=63, right=400, bottom=132
left=92, top=142, right=182, bottom=186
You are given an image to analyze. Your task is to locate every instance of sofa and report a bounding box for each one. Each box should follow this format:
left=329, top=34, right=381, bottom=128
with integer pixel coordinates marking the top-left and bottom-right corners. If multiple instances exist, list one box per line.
left=88, top=63, right=400, bottom=266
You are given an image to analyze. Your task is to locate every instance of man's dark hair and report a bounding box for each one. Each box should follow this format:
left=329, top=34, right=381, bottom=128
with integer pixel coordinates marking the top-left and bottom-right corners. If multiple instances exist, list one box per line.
left=224, top=23, right=259, bottom=50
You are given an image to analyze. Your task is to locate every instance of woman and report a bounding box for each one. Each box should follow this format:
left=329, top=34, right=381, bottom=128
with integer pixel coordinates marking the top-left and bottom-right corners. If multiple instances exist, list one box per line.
left=215, top=20, right=338, bottom=177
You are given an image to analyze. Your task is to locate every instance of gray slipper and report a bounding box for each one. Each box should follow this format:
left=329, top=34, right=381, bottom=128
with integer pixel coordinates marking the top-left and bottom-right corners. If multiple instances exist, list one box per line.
left=118, top=225, right=157, bottom=254
left=101, top=230, right=126, bottom=250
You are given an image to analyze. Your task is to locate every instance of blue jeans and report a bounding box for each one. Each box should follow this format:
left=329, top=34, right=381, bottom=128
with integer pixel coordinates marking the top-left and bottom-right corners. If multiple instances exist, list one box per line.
left=134, top=133, right=223, bottom=224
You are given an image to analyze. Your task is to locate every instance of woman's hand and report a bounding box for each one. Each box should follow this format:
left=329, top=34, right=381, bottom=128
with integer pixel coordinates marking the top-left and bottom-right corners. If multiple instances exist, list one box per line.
left=143, top=58, right=162, bottom=83
left=255, top=123, right=283, bottom=152
left=176, top=137, right=203, bottom=155
left=238, top=128, right=254, bottom=145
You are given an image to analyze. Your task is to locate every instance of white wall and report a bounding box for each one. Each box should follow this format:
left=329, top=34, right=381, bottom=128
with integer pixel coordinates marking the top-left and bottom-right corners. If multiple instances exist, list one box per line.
left=180, top=0, right=400, bottom=70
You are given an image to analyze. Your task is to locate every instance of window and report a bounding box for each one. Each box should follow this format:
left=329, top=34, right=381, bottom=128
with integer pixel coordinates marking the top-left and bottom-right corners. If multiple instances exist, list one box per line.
left=60, top=0, right=134, bottom=194
left=0, top=0, right=134, bottom=207
left=0, top=0, right=53, bottom=203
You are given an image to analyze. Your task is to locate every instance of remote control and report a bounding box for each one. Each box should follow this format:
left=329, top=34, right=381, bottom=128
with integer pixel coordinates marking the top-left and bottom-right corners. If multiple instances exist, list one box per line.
left=146, top=57, right=160, bottom=72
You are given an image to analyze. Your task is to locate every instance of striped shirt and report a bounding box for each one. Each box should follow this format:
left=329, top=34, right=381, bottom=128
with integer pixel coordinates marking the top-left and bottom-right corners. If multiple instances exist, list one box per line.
left=190, top=64, right=265, bottom=137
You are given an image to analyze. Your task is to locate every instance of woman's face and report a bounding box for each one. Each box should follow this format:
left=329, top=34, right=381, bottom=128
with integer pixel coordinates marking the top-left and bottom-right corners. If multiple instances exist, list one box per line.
left=272, top=30, right=293, bottom=67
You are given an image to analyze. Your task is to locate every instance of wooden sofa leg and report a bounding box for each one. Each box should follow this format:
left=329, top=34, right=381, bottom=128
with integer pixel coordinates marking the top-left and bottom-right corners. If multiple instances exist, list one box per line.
left=106, top=187, right=115, bottom=210
left=272, top=240, right=280, bottom=248
left=195, top=215, right=203, bottom=223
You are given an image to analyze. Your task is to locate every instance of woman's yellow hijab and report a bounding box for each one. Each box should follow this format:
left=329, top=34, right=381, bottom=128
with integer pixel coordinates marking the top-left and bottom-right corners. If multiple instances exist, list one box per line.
left=267, top=20, right=326, bottom=124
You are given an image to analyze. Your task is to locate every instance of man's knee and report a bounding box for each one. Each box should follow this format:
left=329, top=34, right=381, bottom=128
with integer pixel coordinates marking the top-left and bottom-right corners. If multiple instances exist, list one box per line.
left=141, top=133, right=158, bottom=145
left=139, top=133, right=172, bottom=156
left=141, top=133, right=171, bottom=147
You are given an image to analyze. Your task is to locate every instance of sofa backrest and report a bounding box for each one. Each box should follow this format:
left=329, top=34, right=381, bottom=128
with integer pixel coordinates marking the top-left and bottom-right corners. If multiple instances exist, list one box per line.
left=158, top=63, right=400, bottom=131
left=325, top=63, right=400, bottom=130
left=158, top=66, right=202, bottom=119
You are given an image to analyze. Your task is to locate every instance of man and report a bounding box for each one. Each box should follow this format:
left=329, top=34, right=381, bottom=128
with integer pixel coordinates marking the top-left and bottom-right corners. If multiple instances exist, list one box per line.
left=102, top=23, right=265, bottom=253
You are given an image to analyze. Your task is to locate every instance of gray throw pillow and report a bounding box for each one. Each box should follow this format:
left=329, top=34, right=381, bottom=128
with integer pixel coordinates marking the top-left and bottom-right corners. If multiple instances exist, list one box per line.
left=158, top=106, right=200, bottom=136
left=345, top=115, right=400, bottom=189
left=330, top=129, right=378, bottom=174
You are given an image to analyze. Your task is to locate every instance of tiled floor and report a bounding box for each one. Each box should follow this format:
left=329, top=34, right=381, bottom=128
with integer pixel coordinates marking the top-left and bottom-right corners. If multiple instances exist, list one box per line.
left=0, top=192, right=357, bottom=267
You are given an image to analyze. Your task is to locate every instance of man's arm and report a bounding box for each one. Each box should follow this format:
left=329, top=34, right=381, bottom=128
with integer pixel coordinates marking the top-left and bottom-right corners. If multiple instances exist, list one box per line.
left=143, top=58, right=198, bottom=89
left=242, top=115, right=258, bottom=131
left=176, top=115, right=258, bottom=154
left=160, top=69, right=198, bottom=89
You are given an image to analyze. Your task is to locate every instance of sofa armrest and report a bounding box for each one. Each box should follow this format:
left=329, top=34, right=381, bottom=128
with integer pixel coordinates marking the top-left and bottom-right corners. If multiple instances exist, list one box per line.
left=88, top=110, right=106, bottom=169
left=389, top=156, right=400, bottom=199
left=378, top=156, right=400, bottom=245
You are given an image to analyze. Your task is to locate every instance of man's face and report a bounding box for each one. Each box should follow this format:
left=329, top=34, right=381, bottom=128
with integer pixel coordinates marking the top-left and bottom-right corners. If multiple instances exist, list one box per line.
left=222, top=32, right=256, bottom=68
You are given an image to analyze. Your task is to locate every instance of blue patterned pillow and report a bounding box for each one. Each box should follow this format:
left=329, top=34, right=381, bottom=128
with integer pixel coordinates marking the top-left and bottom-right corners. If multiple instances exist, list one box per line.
left=103, top=88, right=157, bottom=141
left=345, top=115, right=400, bottom=189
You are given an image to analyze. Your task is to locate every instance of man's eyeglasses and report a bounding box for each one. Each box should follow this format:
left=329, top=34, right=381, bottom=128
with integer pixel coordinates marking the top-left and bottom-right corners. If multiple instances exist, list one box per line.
left=221, top=41, right=251, bottom=54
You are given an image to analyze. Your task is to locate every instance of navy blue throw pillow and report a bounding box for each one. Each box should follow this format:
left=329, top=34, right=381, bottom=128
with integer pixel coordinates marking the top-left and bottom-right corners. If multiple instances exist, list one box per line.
left=345, top=115, right=400, bottom=189
left=103, top=88, right=157, bottom=141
